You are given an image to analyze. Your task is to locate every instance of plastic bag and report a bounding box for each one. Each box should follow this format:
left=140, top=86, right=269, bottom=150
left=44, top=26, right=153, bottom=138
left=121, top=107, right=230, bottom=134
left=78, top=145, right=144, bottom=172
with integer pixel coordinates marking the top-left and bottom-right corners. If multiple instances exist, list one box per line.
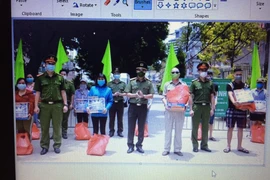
left=166, top=85, right=190, bottom=111
left=87, top=134, right=110, bottom=156
left=135, top=123, right=148, bottom=137
left=251, top=123, right=265, bottom=144
left=74, top=122, right=91, bottom=140
left=31, top=123, right=40, bottom=140
left=16, top=133, right=33, bottom=155
left=235, top=102, right=256, bottom=112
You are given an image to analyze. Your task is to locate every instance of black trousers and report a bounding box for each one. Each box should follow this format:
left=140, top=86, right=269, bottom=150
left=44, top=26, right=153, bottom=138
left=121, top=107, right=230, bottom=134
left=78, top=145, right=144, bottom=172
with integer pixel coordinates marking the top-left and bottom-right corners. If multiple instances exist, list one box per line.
left=127, top=104, right=147, bottom=148
left=109, top=101, right=124, bottom=133
left=76, top=113, right=89, bottom=124
left=91, top=117, right=107, bottom=135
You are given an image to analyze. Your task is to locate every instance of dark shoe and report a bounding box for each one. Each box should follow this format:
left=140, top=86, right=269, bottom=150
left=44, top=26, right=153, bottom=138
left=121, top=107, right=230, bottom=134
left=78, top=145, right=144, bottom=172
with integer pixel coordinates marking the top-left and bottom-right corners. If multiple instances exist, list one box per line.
left=54, top=148, right=61, bottom=154
left=62, top=133, right=68, bottom=139
left=136, top=147, right=144, bottom=153
left=127, top=147, right=134, bottom=154
left=209, top=137, right=216, bottom=141
left=201, top=147, right=212, bottom=152
left=109, top=132, right=114, bottom=137
left=40, top=148, right=48, bottom=155
left=193, top=147, right=199, bottom=152
left=50, top=135, right=53, bottom=139
left=162, top=151, right=170, bottom=156
left=174, top=151, right=183, bottom=156
left=117, top=132, right=124, bottom=137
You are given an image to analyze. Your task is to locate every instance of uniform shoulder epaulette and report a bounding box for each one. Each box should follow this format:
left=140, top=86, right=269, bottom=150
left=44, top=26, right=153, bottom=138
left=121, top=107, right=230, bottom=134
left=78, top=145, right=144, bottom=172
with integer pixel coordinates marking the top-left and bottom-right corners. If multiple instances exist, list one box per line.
left=145, top=77, right=151, bottom=81
left=130, top=77, right=136, bottom=81
left=191, top=78, right=198, bottom=82
left=36, top=73, right=44, bottom=77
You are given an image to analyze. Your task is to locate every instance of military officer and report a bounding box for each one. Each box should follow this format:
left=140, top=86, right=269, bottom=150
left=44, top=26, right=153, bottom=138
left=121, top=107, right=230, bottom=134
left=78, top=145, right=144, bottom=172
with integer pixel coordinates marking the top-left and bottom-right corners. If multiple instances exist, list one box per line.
left=124, top=61, right=155, bottom=154
left=59, top=69, right=75, bottom=139
left=107, top=67, right=127, bottom=137
left=34, top=55, right=68, bottom=155
left=189, top=62, right=215, bottom=153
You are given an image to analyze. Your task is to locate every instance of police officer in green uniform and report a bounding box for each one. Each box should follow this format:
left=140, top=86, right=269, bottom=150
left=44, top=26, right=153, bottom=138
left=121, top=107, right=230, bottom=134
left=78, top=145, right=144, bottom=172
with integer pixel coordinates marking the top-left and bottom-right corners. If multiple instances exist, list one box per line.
left=34, top=55, right=68, bottom=155
left=124, top=61, right=155, bottom=154
left=189, top=62, right=215, bottom=153
left=59, top=69, right=75, bottom=139
left=107, top=67, right=126, bottom=137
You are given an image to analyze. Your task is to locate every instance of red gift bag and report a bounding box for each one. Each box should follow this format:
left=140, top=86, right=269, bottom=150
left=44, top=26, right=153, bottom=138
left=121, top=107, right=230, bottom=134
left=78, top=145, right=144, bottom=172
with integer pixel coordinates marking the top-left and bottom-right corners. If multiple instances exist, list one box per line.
left=135, top=123, right=148, bottom=137
left=16, top=133, right=33, bottom=155
left=251, top=123, right=265, bottom=144
left=197, top=123, right=202, bottom=141
left=87, top=134, right=110, bottom=156
left=32, top=123, right=40, bottom=140
left=74, top=122, right=91, bottom=140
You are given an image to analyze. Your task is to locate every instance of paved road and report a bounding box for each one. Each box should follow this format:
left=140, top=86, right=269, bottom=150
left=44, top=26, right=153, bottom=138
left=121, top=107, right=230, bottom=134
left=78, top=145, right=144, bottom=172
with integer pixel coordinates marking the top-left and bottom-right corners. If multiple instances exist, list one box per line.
left=16, top=94, right=265, bottom=179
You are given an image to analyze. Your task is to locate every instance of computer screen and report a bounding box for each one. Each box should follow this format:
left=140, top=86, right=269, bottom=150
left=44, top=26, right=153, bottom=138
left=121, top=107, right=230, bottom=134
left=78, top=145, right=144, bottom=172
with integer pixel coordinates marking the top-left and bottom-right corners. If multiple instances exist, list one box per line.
left=10, top=0, right=270, bottom=179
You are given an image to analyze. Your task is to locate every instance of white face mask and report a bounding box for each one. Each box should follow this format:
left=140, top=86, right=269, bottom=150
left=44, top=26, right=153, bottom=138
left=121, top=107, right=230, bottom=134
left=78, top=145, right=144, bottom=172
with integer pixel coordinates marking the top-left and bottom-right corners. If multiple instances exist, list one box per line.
left=199, top=72, right=207, bottom=78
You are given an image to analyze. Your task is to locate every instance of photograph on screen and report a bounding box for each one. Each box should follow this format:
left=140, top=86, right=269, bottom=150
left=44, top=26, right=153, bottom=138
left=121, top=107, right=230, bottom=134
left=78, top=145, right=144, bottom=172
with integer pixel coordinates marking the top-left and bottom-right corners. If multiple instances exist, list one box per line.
left=13, top=19, right=267, bottom=167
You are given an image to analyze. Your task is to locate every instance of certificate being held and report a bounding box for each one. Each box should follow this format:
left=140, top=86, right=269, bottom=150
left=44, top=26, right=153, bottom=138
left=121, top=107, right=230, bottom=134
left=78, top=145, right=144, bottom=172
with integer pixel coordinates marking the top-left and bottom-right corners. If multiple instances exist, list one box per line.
left=74, top=99, right=89, bottom=113
left=88, top=96, right=105, bottom=113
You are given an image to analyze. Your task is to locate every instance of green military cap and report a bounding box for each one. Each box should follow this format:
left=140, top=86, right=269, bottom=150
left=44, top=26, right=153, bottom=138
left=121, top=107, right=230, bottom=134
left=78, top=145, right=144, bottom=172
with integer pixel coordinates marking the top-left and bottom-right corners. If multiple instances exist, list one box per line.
left=44, top=54, right=57, bottom=63
left=135, top=61, right=148, bottom=70
left=197, top=62, right=210, bottom=70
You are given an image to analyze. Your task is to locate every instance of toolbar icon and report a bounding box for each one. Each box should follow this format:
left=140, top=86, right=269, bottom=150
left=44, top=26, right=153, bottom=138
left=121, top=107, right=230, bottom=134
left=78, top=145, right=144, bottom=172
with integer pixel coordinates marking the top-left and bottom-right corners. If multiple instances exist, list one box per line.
left=73, top=2, right=79, bottom=8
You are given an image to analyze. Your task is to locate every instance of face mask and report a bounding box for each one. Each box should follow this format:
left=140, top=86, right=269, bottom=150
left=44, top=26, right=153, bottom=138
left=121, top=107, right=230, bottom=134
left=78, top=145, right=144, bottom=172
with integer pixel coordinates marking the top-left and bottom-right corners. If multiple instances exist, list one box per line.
left=206, top=76, right=213, bottom=80
left=256, top=83, right=263, bottom=89
left=80, top=84, right=87, bottom=90
left=137, top=71, right=145, bottom=77
left=199, top=72, right=207, bottom=78
left=62, top=76, right=67, bottom=80
left=97, top=80, right=105, bottom=86
left=46, top=64, right=55, bottom=72
left=234, top=75, right=242, bottom=81
left=17, top=84, right=26, bottom=90
left=114, top=74, right=120, bottom=80
left=171, top=73, right=180, bottom=79
left=26, top=78, right=34, bottom=83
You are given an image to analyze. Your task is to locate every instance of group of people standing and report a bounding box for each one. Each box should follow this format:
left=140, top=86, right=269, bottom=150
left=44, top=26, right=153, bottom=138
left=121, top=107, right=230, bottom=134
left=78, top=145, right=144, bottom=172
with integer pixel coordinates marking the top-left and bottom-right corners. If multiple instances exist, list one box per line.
left=15, top=55, right=266, bottom=157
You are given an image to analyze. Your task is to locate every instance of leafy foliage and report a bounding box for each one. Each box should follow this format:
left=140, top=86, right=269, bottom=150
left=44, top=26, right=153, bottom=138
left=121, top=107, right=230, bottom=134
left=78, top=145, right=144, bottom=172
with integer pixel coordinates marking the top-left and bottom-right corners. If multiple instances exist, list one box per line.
left=13, top=20, right=169, bottom=79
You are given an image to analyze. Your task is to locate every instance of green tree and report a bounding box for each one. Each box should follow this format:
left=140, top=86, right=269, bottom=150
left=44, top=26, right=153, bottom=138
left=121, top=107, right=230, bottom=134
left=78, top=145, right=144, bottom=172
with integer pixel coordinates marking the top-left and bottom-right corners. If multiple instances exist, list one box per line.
left=176, top=48, right=186, bottom=78
left=198, top=22, right=267, bottom=67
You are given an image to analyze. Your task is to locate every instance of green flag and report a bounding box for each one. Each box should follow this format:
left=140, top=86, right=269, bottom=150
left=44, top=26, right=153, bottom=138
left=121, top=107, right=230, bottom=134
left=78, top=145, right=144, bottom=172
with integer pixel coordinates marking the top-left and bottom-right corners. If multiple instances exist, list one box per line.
left=15, top=39, right=24, bottom=82
left=55, top=38, right=69, bottom=73
left=250, top=43, right=261, bottom=89
left=102, top=40, right=112, bottom=82
left=160, top=44, right=179, bottom=91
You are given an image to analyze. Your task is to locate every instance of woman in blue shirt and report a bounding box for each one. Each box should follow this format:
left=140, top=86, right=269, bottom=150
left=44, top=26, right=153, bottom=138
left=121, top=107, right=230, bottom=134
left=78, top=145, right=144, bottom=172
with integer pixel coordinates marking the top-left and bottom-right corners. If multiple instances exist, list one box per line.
left=87, top=73, right=113, bottom=135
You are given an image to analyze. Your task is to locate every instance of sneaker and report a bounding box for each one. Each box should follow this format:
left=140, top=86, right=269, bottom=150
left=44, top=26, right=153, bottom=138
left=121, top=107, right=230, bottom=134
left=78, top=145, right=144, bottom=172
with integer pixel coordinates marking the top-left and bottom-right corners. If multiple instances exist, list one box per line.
left=209, top=137, right=216, bottom=141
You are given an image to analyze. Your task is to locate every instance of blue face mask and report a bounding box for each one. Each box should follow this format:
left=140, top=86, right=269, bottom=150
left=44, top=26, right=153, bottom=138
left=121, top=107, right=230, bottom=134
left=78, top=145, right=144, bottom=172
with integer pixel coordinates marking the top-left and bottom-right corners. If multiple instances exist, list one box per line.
left=46, top=64, right=55, bottom=72
left=256, top=83, right=263, bottom=89
left=17, top=84, right=26, bottom=90
left=234, top=75, right=242, bottom=81
left=113, top=74, right=120, bottom=80
left=26, top=78, right=34, bottom=83
left=97, top=80, right=105, bottom=86
left=80, top=84, right=87, bottom=90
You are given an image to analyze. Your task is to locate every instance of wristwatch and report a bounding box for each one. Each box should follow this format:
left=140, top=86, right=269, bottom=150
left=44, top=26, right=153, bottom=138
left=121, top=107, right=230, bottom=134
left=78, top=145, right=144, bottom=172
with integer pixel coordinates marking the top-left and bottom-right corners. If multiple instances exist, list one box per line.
left=64, top=104, right=68, bottom=107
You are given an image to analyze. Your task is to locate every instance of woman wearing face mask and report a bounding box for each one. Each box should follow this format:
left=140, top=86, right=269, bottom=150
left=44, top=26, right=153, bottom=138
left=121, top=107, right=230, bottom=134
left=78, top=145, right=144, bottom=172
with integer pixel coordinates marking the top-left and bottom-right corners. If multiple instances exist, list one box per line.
left=87, top=73, right=113, bottom=135
left=25, top=74, right=35, bottom=92
left=15, top=78, right=35, bottom=141
left=74, top=79, right=90, bottom=124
